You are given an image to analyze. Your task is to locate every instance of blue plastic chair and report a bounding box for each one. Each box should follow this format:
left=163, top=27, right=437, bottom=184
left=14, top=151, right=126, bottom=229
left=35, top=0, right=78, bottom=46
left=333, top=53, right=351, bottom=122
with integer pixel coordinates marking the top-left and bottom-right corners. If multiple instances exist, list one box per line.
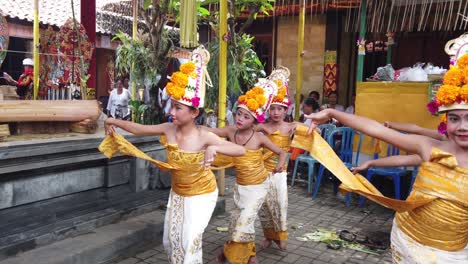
left=407, top=166, right=419, bottom=195
left=291, top=124, right=336, bottom=193
left=358, top=143, right=408, bottom=207
left=312, top=127, right=363, bottom=206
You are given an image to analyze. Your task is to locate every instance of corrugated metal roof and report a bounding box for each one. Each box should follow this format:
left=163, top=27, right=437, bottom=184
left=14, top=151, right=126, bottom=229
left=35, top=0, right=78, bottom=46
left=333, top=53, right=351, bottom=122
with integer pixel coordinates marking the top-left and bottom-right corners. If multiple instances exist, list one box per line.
left=0, top=0, right=128, bottom=34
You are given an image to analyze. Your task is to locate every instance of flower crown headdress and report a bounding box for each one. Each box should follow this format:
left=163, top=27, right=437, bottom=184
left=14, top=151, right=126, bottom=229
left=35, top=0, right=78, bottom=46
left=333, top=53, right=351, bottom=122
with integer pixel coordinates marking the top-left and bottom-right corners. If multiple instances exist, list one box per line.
left=237, top=79, right=278, bottom=123
left=427, top=53, right=468, bottom=134
left=166, top=46, right=211, bottom=108
left=269, top=66, right=291, bottom=107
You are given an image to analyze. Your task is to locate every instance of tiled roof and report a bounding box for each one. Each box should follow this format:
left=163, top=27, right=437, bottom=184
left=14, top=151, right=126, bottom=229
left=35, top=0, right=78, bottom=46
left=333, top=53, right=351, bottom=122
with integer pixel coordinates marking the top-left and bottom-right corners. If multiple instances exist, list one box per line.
left=0, top=0, right=130, bottom=35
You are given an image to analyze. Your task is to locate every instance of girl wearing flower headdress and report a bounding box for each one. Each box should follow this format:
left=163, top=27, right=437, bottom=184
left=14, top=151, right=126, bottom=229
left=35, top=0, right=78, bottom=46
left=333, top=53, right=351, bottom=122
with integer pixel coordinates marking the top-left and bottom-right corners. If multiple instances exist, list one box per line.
left=103, top=47, right=246, bottom=264
left=206, top=79, right=288, bottom=264
left=304, top=54, right=468, bottom=263
left=248, top=66, right=296, bottom=251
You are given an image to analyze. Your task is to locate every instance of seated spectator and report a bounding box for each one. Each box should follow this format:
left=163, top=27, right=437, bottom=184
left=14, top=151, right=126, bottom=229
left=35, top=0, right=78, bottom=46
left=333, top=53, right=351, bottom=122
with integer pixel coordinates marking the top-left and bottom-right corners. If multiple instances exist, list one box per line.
left=345, top=94, right=356, bottom=114
left=301, top=97, right=320, bottom=124
left=320, top=91, right=344, bottom=112
left=309, top=90, right=320, bottom=102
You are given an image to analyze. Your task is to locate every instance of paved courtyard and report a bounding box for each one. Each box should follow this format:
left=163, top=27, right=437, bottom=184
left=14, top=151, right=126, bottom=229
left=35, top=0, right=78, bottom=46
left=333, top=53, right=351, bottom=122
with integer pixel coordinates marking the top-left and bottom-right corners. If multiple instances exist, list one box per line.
left=112, top=174, right=395, bottom=264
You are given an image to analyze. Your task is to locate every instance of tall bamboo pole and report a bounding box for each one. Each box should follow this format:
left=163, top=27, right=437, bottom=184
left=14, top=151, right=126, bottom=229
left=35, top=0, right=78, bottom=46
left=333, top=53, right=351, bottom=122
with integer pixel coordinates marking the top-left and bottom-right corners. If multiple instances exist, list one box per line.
left=131, top=0, right=138, bottom=120
left=356, top=0, right=367, bottom=82
left=295, top=0, right=305, bottom=121
left=33, top=0, right=40, bottom=100
left=217, top=0, right=228, bottom=196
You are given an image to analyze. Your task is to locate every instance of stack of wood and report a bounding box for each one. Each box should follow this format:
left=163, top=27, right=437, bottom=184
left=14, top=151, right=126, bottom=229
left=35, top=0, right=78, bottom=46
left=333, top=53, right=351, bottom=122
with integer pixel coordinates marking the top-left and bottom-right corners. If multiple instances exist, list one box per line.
left=0, top=85, right=19, bottom=100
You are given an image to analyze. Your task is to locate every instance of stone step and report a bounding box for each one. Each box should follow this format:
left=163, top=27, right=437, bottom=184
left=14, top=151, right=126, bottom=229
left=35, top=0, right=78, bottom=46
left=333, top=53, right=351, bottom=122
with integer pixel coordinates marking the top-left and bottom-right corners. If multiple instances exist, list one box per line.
left=0, top=210, right=165, bottom=264
left=0, top=198, right=226, bottom=264
left=0, top=185, right=169, bottom=261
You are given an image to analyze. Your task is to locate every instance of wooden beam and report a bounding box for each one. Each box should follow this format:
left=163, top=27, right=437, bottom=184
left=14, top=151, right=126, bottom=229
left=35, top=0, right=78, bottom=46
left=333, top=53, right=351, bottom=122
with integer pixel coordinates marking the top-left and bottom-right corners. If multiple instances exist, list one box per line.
left=0, top=100, right=101, bottom=122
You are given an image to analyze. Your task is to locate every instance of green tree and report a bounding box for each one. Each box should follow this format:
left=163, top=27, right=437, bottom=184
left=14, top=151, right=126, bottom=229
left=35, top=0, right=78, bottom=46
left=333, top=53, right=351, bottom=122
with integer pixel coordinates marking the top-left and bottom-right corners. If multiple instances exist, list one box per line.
left=203, top=0, right=275, bottom=108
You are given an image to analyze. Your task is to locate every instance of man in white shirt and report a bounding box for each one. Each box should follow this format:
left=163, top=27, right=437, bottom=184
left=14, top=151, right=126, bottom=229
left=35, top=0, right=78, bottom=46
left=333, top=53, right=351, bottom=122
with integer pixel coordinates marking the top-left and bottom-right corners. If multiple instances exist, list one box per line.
left=107, top=79, right=132, bottom=119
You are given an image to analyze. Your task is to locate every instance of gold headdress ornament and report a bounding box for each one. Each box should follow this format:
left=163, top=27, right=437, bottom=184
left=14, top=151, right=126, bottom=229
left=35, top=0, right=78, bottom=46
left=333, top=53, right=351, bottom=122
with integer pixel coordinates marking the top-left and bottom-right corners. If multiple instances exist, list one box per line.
left=237, top=78, right=278, bottom=123
left=166, top=46, right=212, bottom=108
left=269, top=66, right=291, bottom=107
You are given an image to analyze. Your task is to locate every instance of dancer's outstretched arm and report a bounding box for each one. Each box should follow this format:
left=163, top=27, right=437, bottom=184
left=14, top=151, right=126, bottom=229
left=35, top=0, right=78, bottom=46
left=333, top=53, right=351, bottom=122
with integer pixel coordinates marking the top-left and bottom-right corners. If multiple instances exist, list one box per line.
left=203, top=131, right=246, bottom=167
left=305, top=109, right=435, bottom=161
left=105, top=118, right=171, bottom=136
left=384, top=121, right=445, bottom=141
left=351, top=154, right=421, bottom=174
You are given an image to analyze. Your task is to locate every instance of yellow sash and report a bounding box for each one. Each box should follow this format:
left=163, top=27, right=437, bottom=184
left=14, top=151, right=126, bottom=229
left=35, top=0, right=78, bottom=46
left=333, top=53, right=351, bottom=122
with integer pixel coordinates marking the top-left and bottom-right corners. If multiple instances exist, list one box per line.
left=99, top=133, right=231, bottom=170
left=291, top=125, right=468, bottom=251
left=291, top=125, right=436, bottom=212
left=264, top=131, right=291, bottom=171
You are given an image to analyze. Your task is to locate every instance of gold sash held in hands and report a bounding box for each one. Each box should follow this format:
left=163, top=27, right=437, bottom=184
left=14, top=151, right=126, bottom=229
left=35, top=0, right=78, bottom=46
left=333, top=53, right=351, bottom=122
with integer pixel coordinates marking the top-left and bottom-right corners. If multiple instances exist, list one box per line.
left=292, top=125, right=468, bottom=251
left=99, top=133, right=231, bottom=171
left=291, top=126, right=435, bottom=212
left=99, top=133, right=175, bottom=170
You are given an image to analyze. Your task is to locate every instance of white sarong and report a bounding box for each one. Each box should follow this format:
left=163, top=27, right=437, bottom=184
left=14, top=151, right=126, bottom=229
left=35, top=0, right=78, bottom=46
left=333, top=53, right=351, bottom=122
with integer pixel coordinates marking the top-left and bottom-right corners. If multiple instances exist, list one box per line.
left=259, top=171, right=288, bottom=235
left=391, top=219, right=468, bottom=264
left=229, top=180, right=269, bottom=242
left=163, top=189, right=218, bottom=264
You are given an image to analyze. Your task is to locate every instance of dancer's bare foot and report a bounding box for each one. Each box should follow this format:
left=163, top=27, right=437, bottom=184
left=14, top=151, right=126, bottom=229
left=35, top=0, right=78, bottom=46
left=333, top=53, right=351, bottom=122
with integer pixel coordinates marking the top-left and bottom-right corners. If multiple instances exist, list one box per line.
left=216, top=252, right=226, bottom=264
left=273, top=240, right=287, bottom=251
left=248, top=256, right=258, bottom=264
left=261, top=238, right=272, bottom=249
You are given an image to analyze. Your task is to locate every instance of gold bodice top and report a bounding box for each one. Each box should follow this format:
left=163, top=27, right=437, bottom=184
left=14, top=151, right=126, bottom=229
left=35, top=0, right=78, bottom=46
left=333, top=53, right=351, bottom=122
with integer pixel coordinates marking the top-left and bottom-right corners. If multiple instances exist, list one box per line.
left=166, top=144, right=217, bottom=196
left=395, top=148, right=468, bottom=251
left=264, top=131, right=291, bottom=171
left=233, top=148, right=269, bottom=185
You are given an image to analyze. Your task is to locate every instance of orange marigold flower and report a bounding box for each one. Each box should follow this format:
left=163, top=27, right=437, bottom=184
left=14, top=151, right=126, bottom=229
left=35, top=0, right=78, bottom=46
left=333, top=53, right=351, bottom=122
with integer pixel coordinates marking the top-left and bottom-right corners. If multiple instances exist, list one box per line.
left=436, top=85, right=460, bottom=105
left=247, top=98, right=259, bottom=111
left=171, top=72, right=189, bottom=88
left=274, top=80, right=283, bottom=88
left=273, top=94, right=285, bottom=102
left=238, top=95, right=247, bottom=102
left=180, top=62, right=196, bottom=74
left=457, top=54, right=468, bottom=71
left=252, top=87, right=264, bottom=95
left=443, top=66, right=463, bottom=86
left=278, top=87, right=287, bottom=96
left=246, top=90, right=255, bottom=99
left=256, top=94, right=267, bottom=106
left=460, top=84, right=468, bottom=102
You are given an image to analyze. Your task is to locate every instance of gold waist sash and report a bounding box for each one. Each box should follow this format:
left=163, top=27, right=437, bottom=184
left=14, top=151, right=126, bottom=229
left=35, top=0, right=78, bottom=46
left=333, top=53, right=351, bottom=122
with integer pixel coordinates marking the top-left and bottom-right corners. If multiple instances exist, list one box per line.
left=166, top=144, right=217, bottom=196
left=264, top=132, right=291, bottom=171
left=233, top=149, right=269, bottom=185
left=291, top=125, right=467, bottom=251
left=395, top=150, right=468, bottom=251
left=99, top=133, right=220, bottom=196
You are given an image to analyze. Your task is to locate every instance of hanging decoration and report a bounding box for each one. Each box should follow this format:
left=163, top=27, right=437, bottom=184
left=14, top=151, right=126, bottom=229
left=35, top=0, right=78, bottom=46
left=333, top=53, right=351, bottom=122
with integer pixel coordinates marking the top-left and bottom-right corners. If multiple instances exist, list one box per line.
left=0, top=15, right=9, bottom=69
left=180, top=0, right=198, bottom=48
left=445, top=33, right=468, bottom=66
left=57, top=18, right=93, bottom=87
left=39, top=26, right=62, bottom=99
left=323, top=50, right=337, bottom=97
